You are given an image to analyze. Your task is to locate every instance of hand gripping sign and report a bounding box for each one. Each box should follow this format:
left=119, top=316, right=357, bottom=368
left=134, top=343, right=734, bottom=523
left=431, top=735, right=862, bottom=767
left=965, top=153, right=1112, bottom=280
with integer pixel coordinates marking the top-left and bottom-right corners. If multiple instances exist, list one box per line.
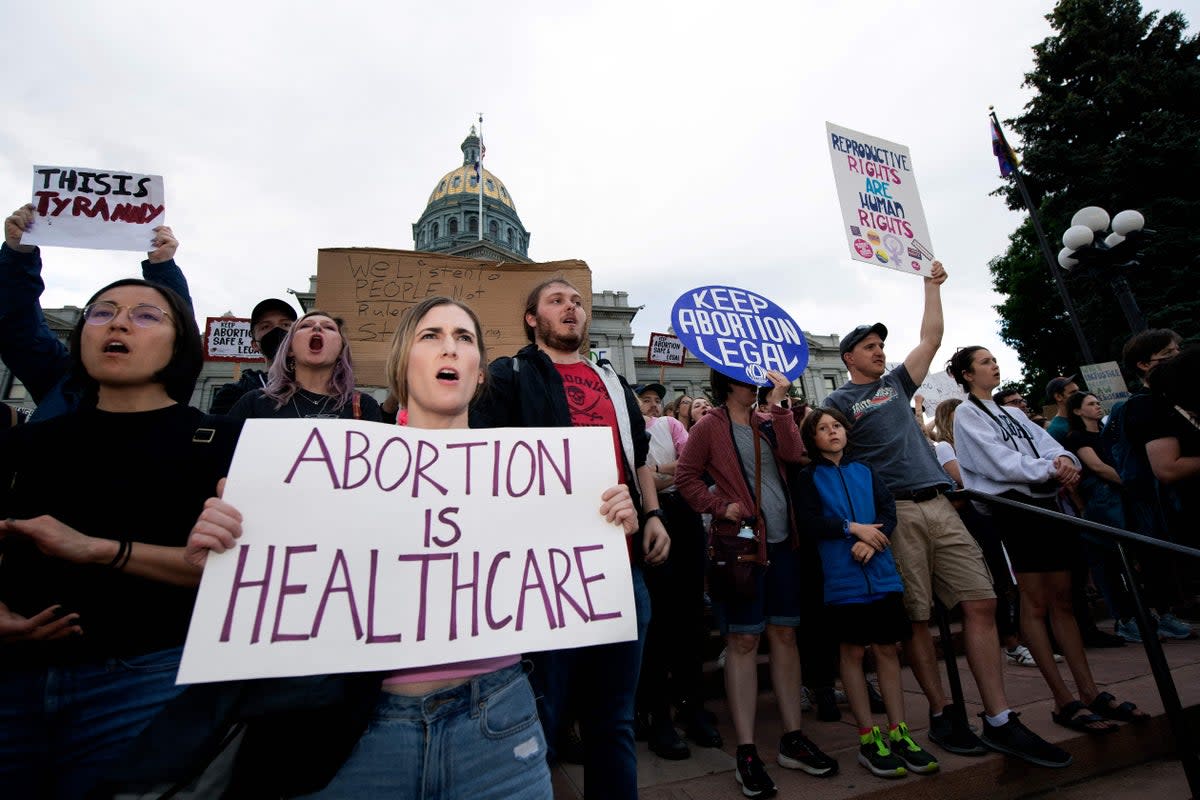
left=23, top=165, right=165, bottom=251
left=670, top=286, right=808, bottom=385
left=178, top=420, right=636, bottom=683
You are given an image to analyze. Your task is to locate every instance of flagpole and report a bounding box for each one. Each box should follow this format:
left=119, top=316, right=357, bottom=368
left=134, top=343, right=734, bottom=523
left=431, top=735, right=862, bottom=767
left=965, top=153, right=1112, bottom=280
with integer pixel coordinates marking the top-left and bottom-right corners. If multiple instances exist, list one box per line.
left=990, top=107, right=1095, bottom=364
left=477, top=112, right=484, bottom=242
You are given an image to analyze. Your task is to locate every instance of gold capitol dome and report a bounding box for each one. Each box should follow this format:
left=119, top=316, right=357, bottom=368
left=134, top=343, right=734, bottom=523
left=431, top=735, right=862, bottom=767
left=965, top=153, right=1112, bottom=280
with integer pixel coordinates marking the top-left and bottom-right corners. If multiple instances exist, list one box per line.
left=412, top=123, right=530, bottom=261
left=425, top=125, right=516, bottom=210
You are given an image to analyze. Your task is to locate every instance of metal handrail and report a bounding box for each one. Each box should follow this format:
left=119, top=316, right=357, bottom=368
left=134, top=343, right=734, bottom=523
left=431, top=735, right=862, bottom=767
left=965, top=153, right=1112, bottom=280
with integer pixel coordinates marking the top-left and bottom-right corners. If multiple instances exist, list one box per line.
left=935, top=488, right=1199, bottom=797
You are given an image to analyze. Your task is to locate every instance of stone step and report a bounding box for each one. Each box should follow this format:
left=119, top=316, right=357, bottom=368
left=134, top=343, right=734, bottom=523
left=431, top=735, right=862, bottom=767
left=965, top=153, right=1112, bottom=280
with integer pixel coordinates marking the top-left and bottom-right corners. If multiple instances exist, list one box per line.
left=552, top=636, right=1200, bottom=799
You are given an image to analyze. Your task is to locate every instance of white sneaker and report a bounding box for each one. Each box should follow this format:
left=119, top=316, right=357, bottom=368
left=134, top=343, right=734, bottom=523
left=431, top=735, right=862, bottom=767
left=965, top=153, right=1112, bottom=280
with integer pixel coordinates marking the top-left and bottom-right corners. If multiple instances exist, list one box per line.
left=1005, top=645, right=1063, bottom=666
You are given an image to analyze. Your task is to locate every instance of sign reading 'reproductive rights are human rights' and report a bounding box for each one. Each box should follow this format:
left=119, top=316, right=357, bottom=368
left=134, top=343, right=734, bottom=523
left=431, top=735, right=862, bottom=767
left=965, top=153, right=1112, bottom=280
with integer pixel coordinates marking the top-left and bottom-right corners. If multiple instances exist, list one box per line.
left=671, top=286, right=808, bottom=385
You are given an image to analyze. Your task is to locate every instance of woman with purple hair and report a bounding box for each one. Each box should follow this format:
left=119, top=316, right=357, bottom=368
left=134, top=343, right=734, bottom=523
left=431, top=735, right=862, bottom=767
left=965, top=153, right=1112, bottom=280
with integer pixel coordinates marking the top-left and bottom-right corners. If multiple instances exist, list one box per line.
left=227, top=310, right=381, bottom=422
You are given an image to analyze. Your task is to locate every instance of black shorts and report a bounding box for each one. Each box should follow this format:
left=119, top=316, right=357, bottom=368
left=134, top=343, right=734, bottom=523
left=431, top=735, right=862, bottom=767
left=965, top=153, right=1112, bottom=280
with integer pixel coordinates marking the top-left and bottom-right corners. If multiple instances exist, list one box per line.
left=828, top=593, right=912, bottom=646
left=990, top=491, right=1080, bottom=573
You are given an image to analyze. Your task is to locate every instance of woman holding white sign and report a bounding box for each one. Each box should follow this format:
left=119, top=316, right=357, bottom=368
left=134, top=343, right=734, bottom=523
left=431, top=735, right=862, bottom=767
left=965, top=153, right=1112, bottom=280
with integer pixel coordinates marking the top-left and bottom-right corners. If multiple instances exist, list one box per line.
left=188, top=296, right=639, bottom=799
left=0, top=278, right=240, bottom=798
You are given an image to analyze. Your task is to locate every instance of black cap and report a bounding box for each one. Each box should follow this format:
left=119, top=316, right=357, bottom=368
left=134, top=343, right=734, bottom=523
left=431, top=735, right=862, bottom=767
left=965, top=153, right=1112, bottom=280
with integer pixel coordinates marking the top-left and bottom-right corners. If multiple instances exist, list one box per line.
left=1044, top=374, right=1078, bottom=402
left=839, top=323, right=888, bottom=356
left=250, top=298, right=298, bottom=331
left=635, top=382, right=667, bottom=399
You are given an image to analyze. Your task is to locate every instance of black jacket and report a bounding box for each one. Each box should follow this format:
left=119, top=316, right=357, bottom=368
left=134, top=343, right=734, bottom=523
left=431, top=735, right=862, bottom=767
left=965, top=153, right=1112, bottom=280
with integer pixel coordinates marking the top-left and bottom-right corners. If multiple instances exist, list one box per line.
left=209, top=369, right=269, bottom=415
left=471, top=344, right=651, bottom=526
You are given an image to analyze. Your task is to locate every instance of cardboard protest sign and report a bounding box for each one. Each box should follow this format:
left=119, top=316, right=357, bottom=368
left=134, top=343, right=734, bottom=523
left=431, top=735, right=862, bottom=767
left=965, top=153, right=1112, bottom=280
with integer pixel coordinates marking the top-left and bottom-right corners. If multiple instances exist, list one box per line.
left=826, top=123, right=935, bottom=277
left=671, top=286, right=808, bottom=385
left=1079, top=361, right=1130, bottom=413
left=315, top=249, right=591, bottom=386
left=204, top=317, right=258, bottom=362
left=178, top=421, right=635, bottom=683
left=23, top=165, right=165, bottom=251
left=647, top=332, right=685, bottom=366
left=916, top=371, right=966, bottom=412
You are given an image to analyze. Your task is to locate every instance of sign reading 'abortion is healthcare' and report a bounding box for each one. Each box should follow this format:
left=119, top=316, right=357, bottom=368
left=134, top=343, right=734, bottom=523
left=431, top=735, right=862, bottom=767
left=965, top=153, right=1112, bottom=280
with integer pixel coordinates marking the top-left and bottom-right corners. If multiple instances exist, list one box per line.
left=671, top=286, right=808, bottom=385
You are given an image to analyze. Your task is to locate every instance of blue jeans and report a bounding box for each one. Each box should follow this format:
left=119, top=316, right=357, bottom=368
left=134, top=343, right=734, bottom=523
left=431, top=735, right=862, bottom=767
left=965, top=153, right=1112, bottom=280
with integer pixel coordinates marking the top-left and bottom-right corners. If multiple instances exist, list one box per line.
left=0, top=646, right=186, bottom=800
left=530, top=563, right=650, bottom=799
left=301, top=662, right=551, bottom=800
left=713, top=540, right=803, bottom=635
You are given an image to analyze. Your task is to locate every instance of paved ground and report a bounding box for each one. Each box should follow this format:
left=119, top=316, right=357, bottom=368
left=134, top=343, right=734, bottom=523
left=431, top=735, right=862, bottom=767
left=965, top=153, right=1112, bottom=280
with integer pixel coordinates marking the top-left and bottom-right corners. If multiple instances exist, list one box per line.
left=550, top=634, right=1200, bottom=799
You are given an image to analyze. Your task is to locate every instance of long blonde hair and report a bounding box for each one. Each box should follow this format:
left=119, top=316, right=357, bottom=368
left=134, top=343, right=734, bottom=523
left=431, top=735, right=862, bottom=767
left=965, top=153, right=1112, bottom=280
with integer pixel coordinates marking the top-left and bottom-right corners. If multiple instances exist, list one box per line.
left=931, top=398, right=963, bottom=447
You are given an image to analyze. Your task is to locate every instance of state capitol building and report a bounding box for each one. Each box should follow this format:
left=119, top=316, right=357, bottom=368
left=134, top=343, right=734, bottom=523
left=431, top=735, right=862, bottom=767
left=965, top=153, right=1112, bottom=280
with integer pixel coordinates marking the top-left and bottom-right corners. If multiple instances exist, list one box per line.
left=0, top=128, right=847, bottom=413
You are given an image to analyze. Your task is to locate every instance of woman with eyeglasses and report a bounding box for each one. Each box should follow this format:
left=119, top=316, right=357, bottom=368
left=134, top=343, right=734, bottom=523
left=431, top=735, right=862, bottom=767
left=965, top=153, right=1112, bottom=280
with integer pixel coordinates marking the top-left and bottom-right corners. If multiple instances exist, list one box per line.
left=184, top=296, right=637, bottom=798
left=0, top=278, right=242, bottom=798
left=227, top=310, right=382, bottom=422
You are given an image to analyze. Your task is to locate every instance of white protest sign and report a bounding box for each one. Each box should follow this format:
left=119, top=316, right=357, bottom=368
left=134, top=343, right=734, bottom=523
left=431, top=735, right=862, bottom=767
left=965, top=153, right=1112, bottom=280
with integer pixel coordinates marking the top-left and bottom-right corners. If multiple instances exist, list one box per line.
left=204, top=317, right=258, bottom=362
left=23, top=165, right=165, bottom=251
left=826, top=123, right=935, bottom=277
left=916, top=370, right=966, bottom=413
left=647, top=332, right=685, bottom=366
left=178, top=420, right=635, bottom=683
left=1079, top=361, right=1130, bottom=413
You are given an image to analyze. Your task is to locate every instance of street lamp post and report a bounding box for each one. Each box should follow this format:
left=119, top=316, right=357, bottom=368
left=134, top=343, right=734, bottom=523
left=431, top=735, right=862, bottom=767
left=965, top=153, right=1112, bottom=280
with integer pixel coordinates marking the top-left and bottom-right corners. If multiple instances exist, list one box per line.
left=1057, top=206, right=1152, bottom=335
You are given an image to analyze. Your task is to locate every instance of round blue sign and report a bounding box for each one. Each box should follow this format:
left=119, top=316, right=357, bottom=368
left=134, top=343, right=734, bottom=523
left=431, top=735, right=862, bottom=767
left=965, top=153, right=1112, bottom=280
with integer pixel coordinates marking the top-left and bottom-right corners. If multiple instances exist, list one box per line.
left=670, top=286, right=809, bottom=385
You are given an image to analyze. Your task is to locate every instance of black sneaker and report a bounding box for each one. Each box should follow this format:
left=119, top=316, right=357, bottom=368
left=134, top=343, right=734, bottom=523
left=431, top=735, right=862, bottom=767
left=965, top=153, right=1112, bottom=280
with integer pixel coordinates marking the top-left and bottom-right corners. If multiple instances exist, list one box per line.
left=888, top=722, right=939, bottom=774
left=857, top=726, right=908, bottom=778
left=980, top=711, right=1072, bottom=768
left=735, top=750, right=777, bottom=798
left=928, top=705, right=987, bottom=756
left=677, top=706, right=723, bottom=748
left=647, top=713, right=690, bottom=760
left=777, top=729, right=838, bottom=777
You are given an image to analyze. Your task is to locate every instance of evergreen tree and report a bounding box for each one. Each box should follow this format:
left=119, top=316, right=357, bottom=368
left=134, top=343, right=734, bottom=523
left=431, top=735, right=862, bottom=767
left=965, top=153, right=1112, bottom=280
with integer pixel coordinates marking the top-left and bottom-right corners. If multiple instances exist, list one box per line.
left=991, top=0, right=1200, bottom=395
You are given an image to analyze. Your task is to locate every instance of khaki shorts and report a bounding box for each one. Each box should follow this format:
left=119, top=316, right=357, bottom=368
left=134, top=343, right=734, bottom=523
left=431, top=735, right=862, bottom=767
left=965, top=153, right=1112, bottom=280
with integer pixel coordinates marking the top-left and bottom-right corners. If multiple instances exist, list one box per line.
left=891, top=494, right=995, bottom=621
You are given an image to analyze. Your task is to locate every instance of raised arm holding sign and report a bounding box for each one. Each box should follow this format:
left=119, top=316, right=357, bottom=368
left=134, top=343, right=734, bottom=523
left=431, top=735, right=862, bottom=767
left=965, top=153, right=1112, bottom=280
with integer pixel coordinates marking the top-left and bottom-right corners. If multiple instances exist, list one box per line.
left=0, top=202, right=191, bottom=422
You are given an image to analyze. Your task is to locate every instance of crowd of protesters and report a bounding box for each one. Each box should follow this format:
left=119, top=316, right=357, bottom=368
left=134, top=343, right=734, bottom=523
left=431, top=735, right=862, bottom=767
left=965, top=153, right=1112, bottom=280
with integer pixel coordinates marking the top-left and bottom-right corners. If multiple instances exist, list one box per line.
left=0, top=203, right=1195, bottom=799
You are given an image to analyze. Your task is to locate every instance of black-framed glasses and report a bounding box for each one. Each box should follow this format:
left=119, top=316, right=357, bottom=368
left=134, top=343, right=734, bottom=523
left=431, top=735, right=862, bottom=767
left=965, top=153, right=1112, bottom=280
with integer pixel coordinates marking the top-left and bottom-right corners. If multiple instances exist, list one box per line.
left=1003, top=396, right=1027, bottom=407
left=83, top=301, right=173, bottom=328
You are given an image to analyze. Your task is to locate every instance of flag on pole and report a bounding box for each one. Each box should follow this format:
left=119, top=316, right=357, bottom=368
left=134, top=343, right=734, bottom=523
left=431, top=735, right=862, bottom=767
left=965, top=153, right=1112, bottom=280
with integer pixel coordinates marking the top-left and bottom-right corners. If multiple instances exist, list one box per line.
left=990, top=114, right=1018, bottom=178
left=477, top=114, right=484, bottom=241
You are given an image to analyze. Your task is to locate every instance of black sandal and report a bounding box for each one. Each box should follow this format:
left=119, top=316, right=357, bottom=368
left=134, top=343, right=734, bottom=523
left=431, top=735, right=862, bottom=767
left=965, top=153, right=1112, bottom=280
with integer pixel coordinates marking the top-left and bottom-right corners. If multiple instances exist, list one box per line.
left=1052, top=700, right=1119, bottom=734
left=1088, top=691, right=1150, bottom=723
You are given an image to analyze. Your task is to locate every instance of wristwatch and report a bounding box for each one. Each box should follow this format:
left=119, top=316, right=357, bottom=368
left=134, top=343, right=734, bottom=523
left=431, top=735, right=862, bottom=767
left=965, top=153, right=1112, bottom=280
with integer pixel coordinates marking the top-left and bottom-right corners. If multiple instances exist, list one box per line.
left=643, top=508, right=667, bottom=525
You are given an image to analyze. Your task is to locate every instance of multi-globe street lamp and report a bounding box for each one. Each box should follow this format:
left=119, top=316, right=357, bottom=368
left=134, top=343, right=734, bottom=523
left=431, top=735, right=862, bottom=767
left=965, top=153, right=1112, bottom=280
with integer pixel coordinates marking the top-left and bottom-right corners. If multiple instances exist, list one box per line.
left=1057, top=206, right=1152, bottom=334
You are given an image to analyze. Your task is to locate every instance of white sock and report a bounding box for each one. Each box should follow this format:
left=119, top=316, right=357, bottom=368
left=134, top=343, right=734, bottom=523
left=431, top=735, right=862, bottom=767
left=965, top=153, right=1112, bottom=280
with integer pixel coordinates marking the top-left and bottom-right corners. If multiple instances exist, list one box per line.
left=985, top=709, right=1012, bottom=726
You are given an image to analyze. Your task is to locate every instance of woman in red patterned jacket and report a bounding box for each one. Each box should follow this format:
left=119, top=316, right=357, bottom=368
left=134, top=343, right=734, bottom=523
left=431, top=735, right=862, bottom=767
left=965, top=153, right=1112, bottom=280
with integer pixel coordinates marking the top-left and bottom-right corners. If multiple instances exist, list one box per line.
left=675, top=368, right=837, bottom=798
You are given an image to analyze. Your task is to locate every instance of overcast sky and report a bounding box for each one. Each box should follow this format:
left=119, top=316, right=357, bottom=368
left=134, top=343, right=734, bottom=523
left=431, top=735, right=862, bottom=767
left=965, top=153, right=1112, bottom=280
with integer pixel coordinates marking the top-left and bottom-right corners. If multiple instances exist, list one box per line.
left=4, top=0, right=1195, bottom=384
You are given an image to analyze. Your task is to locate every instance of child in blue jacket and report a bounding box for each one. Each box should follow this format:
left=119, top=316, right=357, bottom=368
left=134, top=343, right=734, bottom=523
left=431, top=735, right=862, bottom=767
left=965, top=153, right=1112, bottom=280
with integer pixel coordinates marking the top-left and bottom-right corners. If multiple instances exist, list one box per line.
left=795, top=408, right=938, bottom=780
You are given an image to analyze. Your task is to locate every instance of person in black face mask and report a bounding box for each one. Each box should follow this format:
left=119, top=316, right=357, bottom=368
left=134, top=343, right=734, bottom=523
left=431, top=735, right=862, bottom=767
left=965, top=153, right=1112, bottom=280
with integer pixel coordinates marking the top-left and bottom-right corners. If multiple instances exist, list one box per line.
left=208, top=297, right=297, bottom=414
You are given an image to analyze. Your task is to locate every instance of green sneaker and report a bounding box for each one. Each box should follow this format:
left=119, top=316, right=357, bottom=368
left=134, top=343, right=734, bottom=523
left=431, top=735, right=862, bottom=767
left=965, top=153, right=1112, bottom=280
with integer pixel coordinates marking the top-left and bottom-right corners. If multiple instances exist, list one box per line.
left=857, top=726, right=907, bottom=779
left=888, top=722, right=940, bottom=774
